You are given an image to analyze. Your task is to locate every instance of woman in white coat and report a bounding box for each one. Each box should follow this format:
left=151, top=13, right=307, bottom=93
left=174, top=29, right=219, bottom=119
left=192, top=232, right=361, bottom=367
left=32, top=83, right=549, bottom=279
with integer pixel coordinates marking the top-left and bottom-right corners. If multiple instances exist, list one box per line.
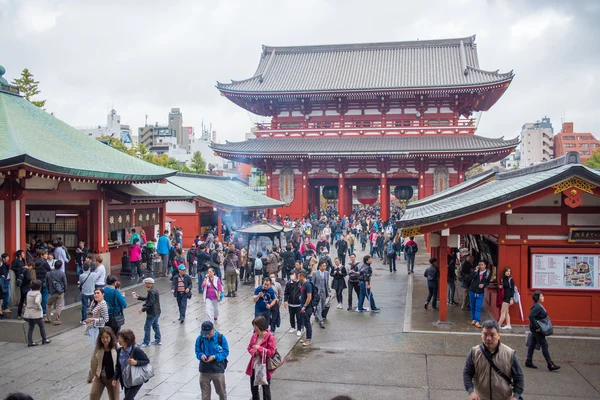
left=201, top=267, right=223, bottom=322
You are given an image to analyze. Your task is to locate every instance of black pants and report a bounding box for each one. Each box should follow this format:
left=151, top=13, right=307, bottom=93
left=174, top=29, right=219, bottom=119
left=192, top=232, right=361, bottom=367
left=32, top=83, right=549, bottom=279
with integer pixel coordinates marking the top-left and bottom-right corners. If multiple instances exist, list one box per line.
left=255, top=311, right=271, bottom=330
left=25, top=318, right=47, bottom=344
left=526, top=331, right=553, bottom=364
left=289, top=306, right=301, bottom=330
left=132, top=261, right=142, bottom=278
left=337, top=253, right=346, bottom=266
left=426, top=283, right=438, bottom=308
left=347, top=281, right=360, bottom=308
left=388, top=254, right=396, bottom=271
left=269, top=305, right=280, bottom=332
left=335, top=286, right=344, bottom=304
left=123, top=384, right=142, bottom=400
left=176, top=292, right=188, bottom=320
left=18, top=288, right=30, bottom=317
left=250, top=370, right=271, bottom=400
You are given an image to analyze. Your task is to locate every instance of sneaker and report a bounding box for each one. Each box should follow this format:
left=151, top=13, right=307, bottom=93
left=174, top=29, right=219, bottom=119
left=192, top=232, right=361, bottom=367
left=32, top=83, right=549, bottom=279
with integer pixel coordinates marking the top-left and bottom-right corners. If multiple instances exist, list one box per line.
left=288, top=328, right=296, bottom=334
left=371, top=308, right=380, bottom=313
left=302, top=340, right=312, bottom=346
left=41, top=340, right=52, bottom=345
left=180, top=319, right=184, bottom=324
left=424, top=303, right=428, bottom=310
left=140, top=343, right=150, bottom=348
left=475, top=322, right=482, bottom=328
left=525, top=362, right=537, bottom=369
left=319, top=322, right=325, bottom=329
left=27, top=342, right=38, bottom=347
left=356, top=308, right=366, bottom=312
left=152, top=341, right=162, bottom=346
left=296, top=330, right=302, bottom=337
left=501, top=325, right=512, bottom=330
left=548, top=363, right=561, bottom=371
left=347, top=306, right=352, bottom=311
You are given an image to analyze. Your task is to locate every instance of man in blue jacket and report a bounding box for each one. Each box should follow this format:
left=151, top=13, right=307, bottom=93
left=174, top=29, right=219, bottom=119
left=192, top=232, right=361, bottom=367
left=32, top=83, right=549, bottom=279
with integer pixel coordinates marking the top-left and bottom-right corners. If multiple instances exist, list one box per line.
left=195, top=320, right=229, bottom=400
left=157, top=229, right=171, bottom=275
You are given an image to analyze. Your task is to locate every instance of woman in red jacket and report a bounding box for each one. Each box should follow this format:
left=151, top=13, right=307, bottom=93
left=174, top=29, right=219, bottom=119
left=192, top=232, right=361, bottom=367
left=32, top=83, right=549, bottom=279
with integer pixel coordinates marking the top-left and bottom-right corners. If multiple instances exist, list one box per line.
left=246, top=316, right=276, bottom=400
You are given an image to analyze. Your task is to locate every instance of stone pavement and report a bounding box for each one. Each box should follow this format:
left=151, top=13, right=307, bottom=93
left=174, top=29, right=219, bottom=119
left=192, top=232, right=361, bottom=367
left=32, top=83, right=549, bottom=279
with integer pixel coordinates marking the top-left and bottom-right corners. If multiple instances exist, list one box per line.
left=1, top=242, right=600, bottom=400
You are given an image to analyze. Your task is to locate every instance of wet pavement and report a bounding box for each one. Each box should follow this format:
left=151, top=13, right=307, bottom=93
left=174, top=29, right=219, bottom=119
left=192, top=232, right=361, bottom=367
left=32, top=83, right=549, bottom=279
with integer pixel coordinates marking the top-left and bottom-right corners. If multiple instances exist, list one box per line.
left=1, top=238, right=599, bottom=399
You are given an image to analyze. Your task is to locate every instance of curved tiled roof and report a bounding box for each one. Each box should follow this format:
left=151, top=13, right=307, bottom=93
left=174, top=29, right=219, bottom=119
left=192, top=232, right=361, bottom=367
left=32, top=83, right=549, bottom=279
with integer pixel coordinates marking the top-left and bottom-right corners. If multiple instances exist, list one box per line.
left=0, top=91, right=175, bottom=181
left=217, top=36, right=514, bottom=94
left=211, top=135, right=519, bottom=156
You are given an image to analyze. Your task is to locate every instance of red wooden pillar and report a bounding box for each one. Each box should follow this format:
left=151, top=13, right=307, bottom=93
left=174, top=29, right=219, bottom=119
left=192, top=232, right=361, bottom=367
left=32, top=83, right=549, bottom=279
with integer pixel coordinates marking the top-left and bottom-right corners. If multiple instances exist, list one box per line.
left=338, top=175, right=346, bottom=218
left=380, top=173, right=389, bottom=222
left=302, top=173, right=309, bottom=218
left=217, top=210, right=223, bottom=242
left=19, top=193, right=26, bottom=252
left=439, top=236, right=448, bottom=322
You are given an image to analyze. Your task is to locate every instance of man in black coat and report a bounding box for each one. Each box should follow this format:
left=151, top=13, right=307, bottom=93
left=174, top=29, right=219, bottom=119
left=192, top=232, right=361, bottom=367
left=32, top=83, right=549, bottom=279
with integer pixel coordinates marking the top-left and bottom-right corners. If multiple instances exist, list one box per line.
left=136, top=278, right=162, bottom=346
left=335, top=235, right=348, bottom=266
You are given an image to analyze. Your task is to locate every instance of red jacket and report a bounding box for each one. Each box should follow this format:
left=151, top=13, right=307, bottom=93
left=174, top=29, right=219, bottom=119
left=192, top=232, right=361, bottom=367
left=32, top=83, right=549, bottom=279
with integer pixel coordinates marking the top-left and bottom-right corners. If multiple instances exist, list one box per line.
left=245, top=331, right=277, bottom=379
left=300, top=242, right=316, bottom=255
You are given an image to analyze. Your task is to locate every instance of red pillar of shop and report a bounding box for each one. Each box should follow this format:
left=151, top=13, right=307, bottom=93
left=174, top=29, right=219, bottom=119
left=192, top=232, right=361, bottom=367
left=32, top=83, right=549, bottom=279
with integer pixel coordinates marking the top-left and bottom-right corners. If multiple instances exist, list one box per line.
left=337, top=175, right=346, bottom=218
left=380, top=173, right=389, bottom=222
left=302, top=174, right=309, bottom=219
left=439, top=235, right=448, bottom=322
left=217, top=210, right=223, bottom=242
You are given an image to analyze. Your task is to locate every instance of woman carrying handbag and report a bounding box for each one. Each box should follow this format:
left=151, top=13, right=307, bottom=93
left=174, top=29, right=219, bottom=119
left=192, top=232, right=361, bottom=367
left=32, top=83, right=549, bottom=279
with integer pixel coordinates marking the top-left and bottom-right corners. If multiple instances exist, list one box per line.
left=113, top=329, right=151, bottom=399
left=88, top=327, right=119, bottom=400
left=525, top=290, right=560, bottom=371
left=246, top=316, right=277, bottom=400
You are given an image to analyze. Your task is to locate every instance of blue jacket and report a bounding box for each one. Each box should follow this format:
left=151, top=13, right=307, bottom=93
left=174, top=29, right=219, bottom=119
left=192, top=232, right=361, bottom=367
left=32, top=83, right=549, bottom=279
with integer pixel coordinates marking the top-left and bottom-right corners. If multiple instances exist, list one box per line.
left=103, top=285, right=128, bottom=316
left=157, top=235, right=171, bottom=255
left=195, top=331, right=229, bottom=373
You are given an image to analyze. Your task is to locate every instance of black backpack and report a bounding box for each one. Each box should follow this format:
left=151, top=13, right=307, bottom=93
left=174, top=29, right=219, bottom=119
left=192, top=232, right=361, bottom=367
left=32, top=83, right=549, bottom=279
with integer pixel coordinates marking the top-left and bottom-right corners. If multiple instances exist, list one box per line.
left=52, top=278, right=65, bottom=294
left=310, top=282, right=320, bottom=308
left=200, top=333, right=228, bottom=370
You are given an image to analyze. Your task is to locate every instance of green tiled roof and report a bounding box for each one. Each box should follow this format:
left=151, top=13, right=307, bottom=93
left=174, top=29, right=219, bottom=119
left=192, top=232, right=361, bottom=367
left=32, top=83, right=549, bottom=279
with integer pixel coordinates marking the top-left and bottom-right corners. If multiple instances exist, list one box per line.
left=104, top=182, right=195, bottom=201
left=0, top=90, right=175, bottom=181
left=168, top=174, right=284, bottom=210
left=399, top=153, right=600, bottom=229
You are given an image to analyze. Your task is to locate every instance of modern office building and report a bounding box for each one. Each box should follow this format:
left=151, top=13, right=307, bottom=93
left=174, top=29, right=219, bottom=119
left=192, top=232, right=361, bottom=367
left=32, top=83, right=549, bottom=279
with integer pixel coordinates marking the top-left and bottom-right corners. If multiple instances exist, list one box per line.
left=554, top=122, right=600, bottom=162
left=77, top=109, right=133, bottom=144
left=519, top=117, right=554, bottom=167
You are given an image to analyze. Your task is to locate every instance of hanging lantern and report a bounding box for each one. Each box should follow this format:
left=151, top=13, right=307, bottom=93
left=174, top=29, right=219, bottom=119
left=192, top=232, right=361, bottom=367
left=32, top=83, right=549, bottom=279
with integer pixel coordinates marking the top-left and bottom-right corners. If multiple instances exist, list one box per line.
left=322, top=186, right=339, bottom=200
left=394, top=186, right=414, bottom=201
left=356, top=186, right=378, bottom=205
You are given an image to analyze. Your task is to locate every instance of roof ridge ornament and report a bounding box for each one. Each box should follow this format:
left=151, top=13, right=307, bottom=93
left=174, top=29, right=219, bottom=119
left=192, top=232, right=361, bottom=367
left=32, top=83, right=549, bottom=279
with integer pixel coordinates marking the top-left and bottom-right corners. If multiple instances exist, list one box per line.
left=497, top=153, right=576, bottom=180
left=0, top=65, right=21, bottom=96
left=459, top=40, right=469, bottom=76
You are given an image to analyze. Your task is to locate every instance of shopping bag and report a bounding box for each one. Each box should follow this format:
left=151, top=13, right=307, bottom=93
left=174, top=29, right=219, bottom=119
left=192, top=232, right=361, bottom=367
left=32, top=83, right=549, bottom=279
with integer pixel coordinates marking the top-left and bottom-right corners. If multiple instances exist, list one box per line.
left=536, top=317, right=554, bottom=337
left=253, top=349, right=269, bottom=386
left=125, top=362, right=154, bottom=387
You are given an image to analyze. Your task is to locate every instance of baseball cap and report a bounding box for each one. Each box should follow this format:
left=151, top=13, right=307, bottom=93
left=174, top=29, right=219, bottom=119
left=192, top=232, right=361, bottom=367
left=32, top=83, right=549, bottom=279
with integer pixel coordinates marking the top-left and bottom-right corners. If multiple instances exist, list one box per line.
left=143, top=278, right=155, bottom=284
left=178, top=264, right=186, bottom=270
left=201, top=321, right=214, bottom=336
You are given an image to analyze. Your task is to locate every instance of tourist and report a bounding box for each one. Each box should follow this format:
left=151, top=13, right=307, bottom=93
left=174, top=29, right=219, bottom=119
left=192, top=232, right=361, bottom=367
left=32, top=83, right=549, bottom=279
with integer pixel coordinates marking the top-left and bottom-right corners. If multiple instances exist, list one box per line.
left=357, top=255, right=380, bottom=313
left=53, top=242, right=69, bottom=268
left=460, top=255, right=475, bottom=310
left=265, top=246, right=281, bottom=277
left=85, top=288, right=109, bottom=345
left=526, top=290, right=560, bottom=371
left=346, top=231, right=355, bottom=256
left=300, top=237, right=316, bottom=255
left=331, top=258, right=347, bottom=309
left=469, top=260, right=492, bottom=328
left=284, top=271, right=302, bottom=336
left=447, top=252, right=458, bottom=305
left=246, top=316, right=276, bottom=400
left=33, top=250, right=51, bottom=317
left=104, top=275, right=127, bottom=334
left=47, top=252, right=56, bottom=270
left=78, top=263, right=96, bottom=324
left=45, top=260, right=67, bottom=325
left=0, top=253, right=11, bottom=314
left=347, top=253, right=361, bottom=311
left=23, top=279, right=51, bottom=346
left=94, top=255, right=107, bottom=290
left=311, top=261, right=329, bottom=329
left=130, top=238, right=143, bottom=280
left=281, top=245, right=295, bottom=281
left=195, top=321, right=229, bottom=400
left=16, top=261, right=34, bottom=319
left=172, top=264, right=193, bottom=323
left=253, top=252, right=264, bottom=288
left=498, top=266, right=515, bottom=329
left=404, top=236, right=418, bottom=274
left=88, top=327, right=119, bottom=400
left=423, top=258, right=439, bottom=310
left=202, top=267, right=223, bottom=322
left=112, top=329, right=151, bottom=400
left=253, top=277, right=277, bottom=328
left=224, top=242, right=240, bottom=297
left=129, top=228, right=141, bottom=245
left=135, top=278, right=162, bottom=347
left=386, top=235, right=398, bottom=272
left=323, top=225, right=332, bottom=244
left=187, top=243, right=197, bottom=278
left=369, top=229, right=378, bottom=257
left=11, top=250, right=26, bottom=294
left=359, top=229, right=368, bottom=251
left=297, top=271, right=314, bottom=346
left=157, top=229, right=171, bottom=276
left=75, top=240, right=88, bottom=277
left=463, top=320, right=524, bottom=400
left=335, top=234, right=348, bottom=265
left=269, top=273, right=284, bottom=333
left=196, top=244, right=211, bottom=293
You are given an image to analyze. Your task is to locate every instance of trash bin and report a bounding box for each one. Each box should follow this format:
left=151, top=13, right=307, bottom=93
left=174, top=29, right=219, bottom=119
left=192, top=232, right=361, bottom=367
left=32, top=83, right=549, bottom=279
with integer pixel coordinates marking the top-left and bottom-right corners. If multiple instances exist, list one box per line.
left=121, top=252, right=132, bottom=278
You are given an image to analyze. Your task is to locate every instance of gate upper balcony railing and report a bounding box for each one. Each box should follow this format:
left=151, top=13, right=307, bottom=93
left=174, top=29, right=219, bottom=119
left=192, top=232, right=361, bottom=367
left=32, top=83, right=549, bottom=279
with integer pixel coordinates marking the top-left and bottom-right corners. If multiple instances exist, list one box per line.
left=254, top=118, right=476, bottom=138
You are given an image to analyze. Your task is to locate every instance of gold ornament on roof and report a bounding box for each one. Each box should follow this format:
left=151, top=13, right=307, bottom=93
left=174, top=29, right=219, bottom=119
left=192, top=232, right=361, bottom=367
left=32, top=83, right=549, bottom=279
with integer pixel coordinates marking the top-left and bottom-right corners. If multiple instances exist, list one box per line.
left=552, top=177, right=596, bottom=194
left=401, top=226, right=421, bottom=238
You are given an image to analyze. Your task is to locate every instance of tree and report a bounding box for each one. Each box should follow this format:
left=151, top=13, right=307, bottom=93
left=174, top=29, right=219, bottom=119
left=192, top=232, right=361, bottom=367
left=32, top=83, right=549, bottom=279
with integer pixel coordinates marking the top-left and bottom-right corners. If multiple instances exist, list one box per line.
left=585, top=148, right=600, bottom=169
left=190, top=151, right=206, bottom=174
left=465, top=164, right=485, bottom=179
left=12, top=68, right=46, bottom=107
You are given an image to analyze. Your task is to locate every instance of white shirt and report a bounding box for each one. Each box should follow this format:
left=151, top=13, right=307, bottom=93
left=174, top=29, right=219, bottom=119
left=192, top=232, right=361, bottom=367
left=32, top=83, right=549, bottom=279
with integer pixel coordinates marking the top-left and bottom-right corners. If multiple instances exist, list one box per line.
left=94, top=264, right=106, bottom=286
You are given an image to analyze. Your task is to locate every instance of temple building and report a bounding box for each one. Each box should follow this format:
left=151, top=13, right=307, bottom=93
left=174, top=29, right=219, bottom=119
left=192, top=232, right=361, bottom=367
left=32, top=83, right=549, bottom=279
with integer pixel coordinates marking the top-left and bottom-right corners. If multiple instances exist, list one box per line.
left=212, top=35, right=518, bottom=219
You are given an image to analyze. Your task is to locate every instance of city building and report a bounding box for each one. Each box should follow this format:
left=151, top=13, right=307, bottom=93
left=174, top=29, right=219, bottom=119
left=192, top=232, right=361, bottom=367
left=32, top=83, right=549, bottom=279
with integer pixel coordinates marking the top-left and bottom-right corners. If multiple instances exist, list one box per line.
left=77, top=108, right=133, bottom=144
left=519, top=116, right=554, bottom=167
left=212, top=35, right=518, bottom=219
left=554, top=122, right=600, bottom=162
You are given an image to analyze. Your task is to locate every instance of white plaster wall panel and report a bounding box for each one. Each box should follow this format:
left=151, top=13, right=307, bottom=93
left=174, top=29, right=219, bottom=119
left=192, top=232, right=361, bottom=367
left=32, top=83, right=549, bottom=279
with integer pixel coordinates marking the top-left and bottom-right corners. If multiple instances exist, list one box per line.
left=527, top=235, right=568, bottom=240
left=364, top=109, right=380, bottom=115
left=567, top=214, right=600, bottom=226
left=325, top=110, right=339, bottom=116
left=27, top=200, right=90, bottom=205
left=525, top=194, right=561, bottom=207
left=291, top=111, right=303, bottom=117
left=166, top=201, right=196, bottom=213
left=581, top=193, right=600, bottom=206
left=70, top=182, right=98, bottom=191
left=465, top=215, right=501, bottom=225
left=506, top=235, right=521, bottom=240
left=387, top=108, right=402, bottom=115
left=345, top=110, right=362, bottom=116
left=507, top=214, right=561, bottom=225
left=25, top=177, right=60, bottom=190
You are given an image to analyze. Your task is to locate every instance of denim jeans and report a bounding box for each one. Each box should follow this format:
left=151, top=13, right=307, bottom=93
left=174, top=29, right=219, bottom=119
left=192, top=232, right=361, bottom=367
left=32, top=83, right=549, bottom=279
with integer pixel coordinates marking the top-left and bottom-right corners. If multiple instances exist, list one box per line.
left=143, top=313, right=161, bottom=344
left=41, top=286, right=49, bottom=315
left=469, top=291, right=484, bottom=322
left=426, top=283, right=438, bottom=308
left=388, top=254, right=396, bottom=271
left=255, top=310, right=271, bottom=329
left=358, top=281, right=377, bottom=310
left=407, top=255, right=415, bottom=272
left=197, top=271, right=206, bottom=293
left=2, top=284, right=10, bottom=310
left=81, top=294, right=94, bottom=322
left=301, top=307, right=313, bottom=340
left=176, top=292, right=188, bottom=320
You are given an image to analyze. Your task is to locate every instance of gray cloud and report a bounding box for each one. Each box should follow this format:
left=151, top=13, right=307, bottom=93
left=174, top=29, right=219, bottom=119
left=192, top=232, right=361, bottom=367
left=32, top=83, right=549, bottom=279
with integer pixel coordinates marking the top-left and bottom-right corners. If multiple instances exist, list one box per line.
left=1, top=0, right=598, bottom=143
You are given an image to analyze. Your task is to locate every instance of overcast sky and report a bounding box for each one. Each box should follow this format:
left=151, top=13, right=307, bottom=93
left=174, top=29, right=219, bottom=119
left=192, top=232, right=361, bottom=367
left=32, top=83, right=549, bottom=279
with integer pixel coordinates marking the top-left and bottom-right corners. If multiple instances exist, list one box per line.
left=1, top=0, right=599, bottom=144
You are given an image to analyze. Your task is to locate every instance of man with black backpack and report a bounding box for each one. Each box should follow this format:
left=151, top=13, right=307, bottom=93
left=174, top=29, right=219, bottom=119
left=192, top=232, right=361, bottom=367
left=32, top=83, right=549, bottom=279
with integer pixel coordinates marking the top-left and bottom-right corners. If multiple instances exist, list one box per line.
left=404, top=236, right=418, bottom=274
left=195, top=320, right=229, bottom=400
left=45, top=260, right=67, bottom=325
left=347, top=253, right=361, bottom=311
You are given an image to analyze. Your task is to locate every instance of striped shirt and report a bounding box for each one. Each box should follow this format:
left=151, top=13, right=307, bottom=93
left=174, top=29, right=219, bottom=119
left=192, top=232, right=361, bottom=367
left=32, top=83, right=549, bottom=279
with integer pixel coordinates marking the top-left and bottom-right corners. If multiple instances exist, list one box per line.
left=177, top=276, right=185, bottom=292
left=92, top=300, right=109, bottom=328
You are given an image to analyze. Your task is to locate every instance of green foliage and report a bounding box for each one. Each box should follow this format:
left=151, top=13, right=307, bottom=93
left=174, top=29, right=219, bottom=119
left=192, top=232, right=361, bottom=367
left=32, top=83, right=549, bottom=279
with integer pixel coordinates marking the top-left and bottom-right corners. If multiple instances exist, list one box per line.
left=465, top=164, right=485, bottom=179
left=12, top=68, right=46, bottom=108
left=97, top=137, right=200, bottom=174
left=585, top=148, right=600, bottom=169
left=190, top=151, right=206, bottom=174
